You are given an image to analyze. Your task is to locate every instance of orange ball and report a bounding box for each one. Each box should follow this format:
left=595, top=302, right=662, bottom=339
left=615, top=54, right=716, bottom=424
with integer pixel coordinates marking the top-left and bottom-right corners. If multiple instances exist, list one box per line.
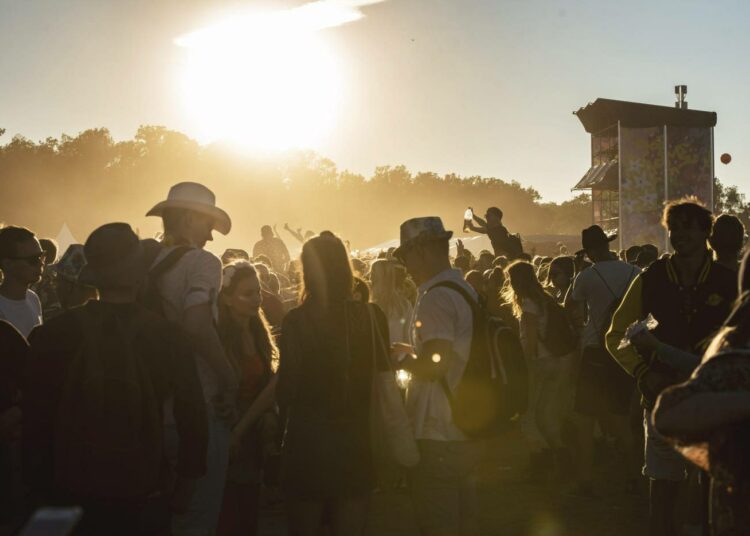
left=721, top=153, right=732, bottom=164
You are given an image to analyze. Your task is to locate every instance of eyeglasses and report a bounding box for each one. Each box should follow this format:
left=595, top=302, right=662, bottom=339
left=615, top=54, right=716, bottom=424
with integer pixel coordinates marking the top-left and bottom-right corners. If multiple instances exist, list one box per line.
left=8, top=252, right=46, bottom=265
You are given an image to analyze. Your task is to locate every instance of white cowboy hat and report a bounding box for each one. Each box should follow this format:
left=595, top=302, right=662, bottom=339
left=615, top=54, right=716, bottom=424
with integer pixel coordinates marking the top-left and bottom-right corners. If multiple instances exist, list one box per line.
left=146, top=182, right=232, bottom=235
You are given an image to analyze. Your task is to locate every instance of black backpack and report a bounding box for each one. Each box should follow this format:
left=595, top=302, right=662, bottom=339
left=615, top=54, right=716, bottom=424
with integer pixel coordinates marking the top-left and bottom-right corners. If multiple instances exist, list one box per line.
left=503, top=233, right=524, bottom=260
left=138, top=239, right=191, bottom=317
left=539, top=296, right=577, bottom=357
left=430, top=281, right=528, bottom=439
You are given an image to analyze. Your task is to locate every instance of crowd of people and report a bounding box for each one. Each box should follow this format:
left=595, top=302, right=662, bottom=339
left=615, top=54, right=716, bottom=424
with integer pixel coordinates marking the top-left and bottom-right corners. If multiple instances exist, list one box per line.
left=1, top=179, right=749, bottom=536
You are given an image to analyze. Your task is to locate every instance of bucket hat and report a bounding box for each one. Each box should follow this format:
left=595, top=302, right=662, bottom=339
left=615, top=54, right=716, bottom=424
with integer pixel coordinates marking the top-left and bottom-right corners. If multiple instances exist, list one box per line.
left=79, top=223, right=144, bottom=289
left=394, top=217, right=453, bottom=260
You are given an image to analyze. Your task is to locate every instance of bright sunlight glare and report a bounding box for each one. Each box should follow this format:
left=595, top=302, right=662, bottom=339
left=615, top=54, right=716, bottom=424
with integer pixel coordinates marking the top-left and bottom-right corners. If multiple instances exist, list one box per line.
left=174, top=1, right=381, bottom=152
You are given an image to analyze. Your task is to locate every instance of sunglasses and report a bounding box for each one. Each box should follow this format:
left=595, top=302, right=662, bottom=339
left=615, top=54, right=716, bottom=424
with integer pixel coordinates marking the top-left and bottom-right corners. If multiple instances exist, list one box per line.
left=9, top=252, right=46, bottom=265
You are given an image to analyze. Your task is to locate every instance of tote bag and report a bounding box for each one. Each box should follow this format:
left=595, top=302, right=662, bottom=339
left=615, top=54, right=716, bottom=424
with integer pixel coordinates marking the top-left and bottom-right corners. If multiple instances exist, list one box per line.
left=366, top=304, right=420, bottom=468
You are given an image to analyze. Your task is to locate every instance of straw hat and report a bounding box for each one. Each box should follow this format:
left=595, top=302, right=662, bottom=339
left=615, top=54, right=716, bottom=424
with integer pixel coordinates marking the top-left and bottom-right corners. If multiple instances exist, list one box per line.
left=146, top=182, right=231, bottom=235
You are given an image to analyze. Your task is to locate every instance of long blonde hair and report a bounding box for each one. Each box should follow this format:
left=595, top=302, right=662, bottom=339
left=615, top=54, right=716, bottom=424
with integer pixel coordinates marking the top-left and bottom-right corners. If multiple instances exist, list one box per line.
left=503, top=260, right=554, bottom=318
left=370, top=259, right=412, bottom=320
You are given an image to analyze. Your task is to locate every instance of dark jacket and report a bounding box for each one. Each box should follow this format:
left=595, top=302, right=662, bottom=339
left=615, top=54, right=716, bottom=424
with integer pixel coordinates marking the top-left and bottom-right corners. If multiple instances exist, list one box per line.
left=23, top=301, right=208, bottom=502
left=277, top=300, right=390, bottom=499
left=607, top=254, right=737, bottom=406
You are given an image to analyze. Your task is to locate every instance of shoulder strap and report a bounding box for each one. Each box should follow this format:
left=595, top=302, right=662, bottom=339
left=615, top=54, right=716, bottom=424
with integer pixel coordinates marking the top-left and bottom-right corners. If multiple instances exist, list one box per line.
left=428, top=281, right=477, bottom=402
left=150, top=246, right=191, bottom=279
left=428, top=280, right=479, bottom=314
left=591, top=266, right=617, bottom=300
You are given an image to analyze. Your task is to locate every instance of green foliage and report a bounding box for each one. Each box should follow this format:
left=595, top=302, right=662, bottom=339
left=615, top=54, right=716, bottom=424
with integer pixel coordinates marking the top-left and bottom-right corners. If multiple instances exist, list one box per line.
left=715, top=177, right=750, bottom=229
left=0, top=126, right=598, bottom=247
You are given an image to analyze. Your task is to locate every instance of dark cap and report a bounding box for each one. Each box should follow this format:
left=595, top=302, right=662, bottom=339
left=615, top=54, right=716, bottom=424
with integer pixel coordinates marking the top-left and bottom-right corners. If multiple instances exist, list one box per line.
left=486, top=207, right=503, bottom=219
left=578, top=225, right=617, bottom=254
left=80, top=223, right=144, bottom=288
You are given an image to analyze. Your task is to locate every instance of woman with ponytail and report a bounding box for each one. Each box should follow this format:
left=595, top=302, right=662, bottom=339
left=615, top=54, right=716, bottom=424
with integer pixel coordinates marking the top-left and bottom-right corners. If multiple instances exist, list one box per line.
left=652, top=250, right=750, bottom=535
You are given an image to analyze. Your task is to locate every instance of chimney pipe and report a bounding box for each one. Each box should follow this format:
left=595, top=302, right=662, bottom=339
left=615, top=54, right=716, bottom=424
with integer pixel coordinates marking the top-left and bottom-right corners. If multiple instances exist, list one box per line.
left=675, top=85, right=688, bottom=110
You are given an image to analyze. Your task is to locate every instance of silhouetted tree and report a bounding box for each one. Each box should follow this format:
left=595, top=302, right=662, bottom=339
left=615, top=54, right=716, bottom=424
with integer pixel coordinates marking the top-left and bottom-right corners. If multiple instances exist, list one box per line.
left=1, top=126, right=742, bottom=251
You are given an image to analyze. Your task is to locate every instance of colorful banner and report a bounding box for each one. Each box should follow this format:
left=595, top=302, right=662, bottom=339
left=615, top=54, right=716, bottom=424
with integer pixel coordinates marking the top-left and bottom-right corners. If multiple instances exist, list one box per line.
left=667, top=126, right=713, bottom=208
left=619, top=126, right=666, bottom=249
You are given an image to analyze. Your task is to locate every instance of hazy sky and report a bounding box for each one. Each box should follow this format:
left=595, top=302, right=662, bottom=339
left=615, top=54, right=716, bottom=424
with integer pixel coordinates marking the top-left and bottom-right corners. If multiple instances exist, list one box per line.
left=2, top=0, right=749, bottom=202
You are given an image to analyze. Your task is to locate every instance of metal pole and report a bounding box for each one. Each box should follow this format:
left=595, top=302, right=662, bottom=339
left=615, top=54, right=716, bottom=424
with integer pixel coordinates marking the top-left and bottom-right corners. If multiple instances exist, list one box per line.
left=618, top=120, right=623, bottom=251
left=710, top=127, right=715, bottom=212
left=664, top=125, right=669, bottom=252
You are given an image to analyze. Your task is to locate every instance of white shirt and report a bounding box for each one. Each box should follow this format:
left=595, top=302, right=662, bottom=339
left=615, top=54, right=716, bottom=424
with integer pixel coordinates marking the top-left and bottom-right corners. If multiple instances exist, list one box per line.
left=153, top=247, right=222, bottom=402
left=519, top=297, right=554, bottom=359
left=570, top=260, right=640, bottom=348
left=0, top=289, right=42, bottom=339
left=385, top=302, right=414, bottom=345
left=407, top=268, right=475, bottom=441
left=153, top=247, right=222, bottom=325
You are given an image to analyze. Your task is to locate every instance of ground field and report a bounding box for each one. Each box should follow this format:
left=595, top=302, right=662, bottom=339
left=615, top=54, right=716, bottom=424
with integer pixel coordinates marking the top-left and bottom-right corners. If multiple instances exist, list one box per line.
left=259, top=426, right=649, bottom=535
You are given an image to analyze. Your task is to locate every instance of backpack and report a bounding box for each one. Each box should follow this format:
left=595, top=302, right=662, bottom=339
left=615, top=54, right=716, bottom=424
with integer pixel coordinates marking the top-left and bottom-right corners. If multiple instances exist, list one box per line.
left=429, top=281, right=528, bottom=439
left=539, top=296, right=577, bottom=357
left=54, top=306, right=163, bottom=499
left=503, top=233, right=524, bottom=260
left=591, top=265, right=637, bottom=347
left=139, top=239, right=191, bottom=317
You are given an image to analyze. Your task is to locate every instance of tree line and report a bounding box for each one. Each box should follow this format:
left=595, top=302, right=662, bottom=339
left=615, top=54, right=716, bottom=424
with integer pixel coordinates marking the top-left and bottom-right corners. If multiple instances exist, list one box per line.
left=0, top=126, right=743, bottom=250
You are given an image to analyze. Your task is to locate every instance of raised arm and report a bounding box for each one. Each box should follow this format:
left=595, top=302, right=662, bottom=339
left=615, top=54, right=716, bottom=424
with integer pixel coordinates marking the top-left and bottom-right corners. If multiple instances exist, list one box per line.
left=465, top=221, right=487, bottom=234
left=283, top=224, right=305, bottom=244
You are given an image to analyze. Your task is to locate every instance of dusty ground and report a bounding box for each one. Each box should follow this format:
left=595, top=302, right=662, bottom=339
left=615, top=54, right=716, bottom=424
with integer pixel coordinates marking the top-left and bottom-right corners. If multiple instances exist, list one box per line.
left=259, top=426, right=649, bottom=535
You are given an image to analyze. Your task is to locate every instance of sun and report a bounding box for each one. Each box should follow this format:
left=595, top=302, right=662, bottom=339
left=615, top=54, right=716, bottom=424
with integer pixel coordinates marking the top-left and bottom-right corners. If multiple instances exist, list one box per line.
left=175, top=9, right=343, bottom=152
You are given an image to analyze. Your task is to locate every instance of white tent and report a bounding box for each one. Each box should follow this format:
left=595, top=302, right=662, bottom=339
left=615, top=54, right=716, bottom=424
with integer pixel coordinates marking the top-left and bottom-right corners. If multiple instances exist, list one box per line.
left=54, top=224, right=79, bottom=260
left=361, top=234, right=493, bottom=257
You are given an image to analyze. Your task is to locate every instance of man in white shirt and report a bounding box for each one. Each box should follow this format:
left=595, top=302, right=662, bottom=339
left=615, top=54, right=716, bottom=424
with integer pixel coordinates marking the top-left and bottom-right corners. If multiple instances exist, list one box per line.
left=565, top=225, right=639, bottom=496
left=394, top=216, right=480, bottom=536
left=0, top=226, right=44, bottom=339
left=146, top=182, right=238, bottom=536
